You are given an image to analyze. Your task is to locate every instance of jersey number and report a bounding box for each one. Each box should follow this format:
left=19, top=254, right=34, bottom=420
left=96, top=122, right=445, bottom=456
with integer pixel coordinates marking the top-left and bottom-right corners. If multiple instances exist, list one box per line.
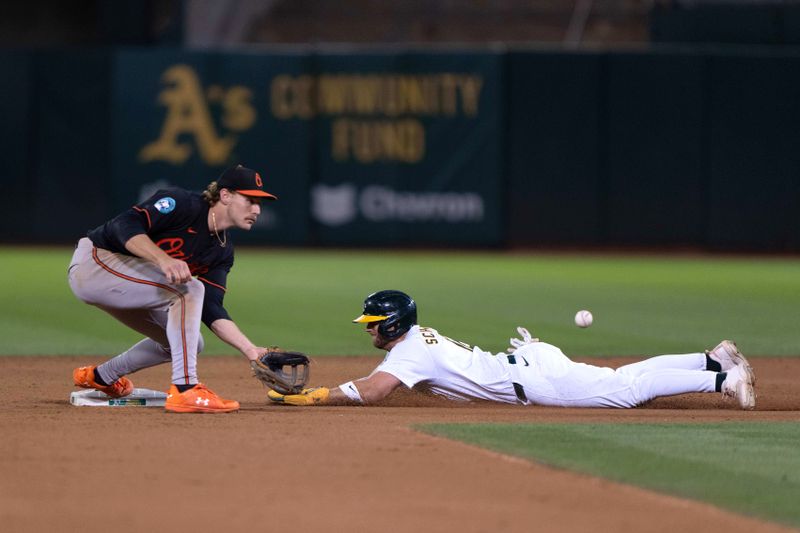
left=419, top=327, right=472, bottom=351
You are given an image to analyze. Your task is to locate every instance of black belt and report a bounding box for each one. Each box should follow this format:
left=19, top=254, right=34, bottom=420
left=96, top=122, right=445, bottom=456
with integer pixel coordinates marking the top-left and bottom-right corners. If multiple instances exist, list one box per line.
left=506, top=355, right=528, bottom=403
left=512, top=382, right=527, bottom=403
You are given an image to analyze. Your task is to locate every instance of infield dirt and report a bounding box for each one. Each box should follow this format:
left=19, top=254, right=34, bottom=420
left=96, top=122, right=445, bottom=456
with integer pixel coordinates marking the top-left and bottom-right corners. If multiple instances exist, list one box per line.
left=1, top=356, right=799, bottom=533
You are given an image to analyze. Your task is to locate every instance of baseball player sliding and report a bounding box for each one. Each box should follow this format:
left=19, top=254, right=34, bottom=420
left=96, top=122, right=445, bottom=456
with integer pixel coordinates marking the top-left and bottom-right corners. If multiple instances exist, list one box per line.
left=69, top=165, right=276, bottom=413
left=268, top=290, right=757, bottom=409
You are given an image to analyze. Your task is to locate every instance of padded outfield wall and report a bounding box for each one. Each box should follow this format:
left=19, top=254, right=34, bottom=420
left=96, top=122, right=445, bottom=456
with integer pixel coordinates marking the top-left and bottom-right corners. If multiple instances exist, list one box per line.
left=2, top=46, right=799, bottom=250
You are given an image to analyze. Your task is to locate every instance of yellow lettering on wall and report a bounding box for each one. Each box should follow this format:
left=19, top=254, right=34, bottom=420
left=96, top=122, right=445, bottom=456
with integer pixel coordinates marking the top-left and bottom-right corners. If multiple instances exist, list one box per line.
left=332, top=119, right=425, bottom=163
left=270, top=75, right=314, bottom=119
left=398, top=77, right=426, bottom=115
left=382, top=76, right=399, bottom=116
left=317, top=76, right=347, bottom=115
left=140, top=65, right=255, bottom=166
left=269, top=72, right=484, bottom=164
left=458, top=76, right=483, bottom=117
left=139, top=65, right=231, bottom=165
left=271, top=73, right=485, bottom=119
left=353, top=76, right=382, bottom=115
left=222, top=86, right=257, bottom=130
left=331, top=118, right=350, bottom=161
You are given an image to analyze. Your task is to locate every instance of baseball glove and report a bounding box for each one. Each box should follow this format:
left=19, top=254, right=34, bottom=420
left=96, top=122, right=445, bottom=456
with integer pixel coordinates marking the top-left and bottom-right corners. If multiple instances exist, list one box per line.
left=251, top=348, right=310, bottom=395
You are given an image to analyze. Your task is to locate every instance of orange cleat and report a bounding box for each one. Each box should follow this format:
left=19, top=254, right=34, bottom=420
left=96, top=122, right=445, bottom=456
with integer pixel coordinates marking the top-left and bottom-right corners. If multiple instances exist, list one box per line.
left=164, top=383, right=239, bottom=414
left=73, top=365, right=134, bottom=398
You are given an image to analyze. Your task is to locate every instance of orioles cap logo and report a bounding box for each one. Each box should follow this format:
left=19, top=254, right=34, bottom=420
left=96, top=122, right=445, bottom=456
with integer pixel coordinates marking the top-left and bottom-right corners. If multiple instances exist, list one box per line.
left=255, top=173, right=263, bottom=187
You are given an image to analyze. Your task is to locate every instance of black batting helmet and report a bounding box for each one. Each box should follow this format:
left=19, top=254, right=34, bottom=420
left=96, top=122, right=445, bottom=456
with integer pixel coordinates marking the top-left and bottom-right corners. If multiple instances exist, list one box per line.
left=352, top=290, right=417, bottom=340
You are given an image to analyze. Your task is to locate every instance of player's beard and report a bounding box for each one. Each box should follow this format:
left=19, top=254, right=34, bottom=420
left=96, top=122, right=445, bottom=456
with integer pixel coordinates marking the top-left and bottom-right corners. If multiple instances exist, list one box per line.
left=372, top=332, right=390, bottom=349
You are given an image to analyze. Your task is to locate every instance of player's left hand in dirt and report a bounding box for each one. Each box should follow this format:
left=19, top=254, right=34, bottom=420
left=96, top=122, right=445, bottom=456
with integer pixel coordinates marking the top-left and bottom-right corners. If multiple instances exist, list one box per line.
left=267, top=387, right=330, bottom=405
left=251, top=347, right=310, bottom=395
left=507, top=326, right=540, bottom=352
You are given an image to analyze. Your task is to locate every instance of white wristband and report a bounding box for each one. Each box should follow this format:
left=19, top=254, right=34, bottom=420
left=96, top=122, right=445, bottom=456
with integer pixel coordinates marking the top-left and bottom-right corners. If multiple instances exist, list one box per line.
left=338, top=381, right=364, bottom=403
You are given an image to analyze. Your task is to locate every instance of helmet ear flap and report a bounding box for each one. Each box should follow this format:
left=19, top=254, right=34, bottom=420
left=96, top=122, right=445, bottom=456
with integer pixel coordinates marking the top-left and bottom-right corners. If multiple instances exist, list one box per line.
left=378, top=317, right=403, bottom=339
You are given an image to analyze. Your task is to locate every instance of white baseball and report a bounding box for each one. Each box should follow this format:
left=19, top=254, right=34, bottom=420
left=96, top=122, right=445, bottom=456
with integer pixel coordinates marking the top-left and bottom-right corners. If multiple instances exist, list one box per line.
left=575, top=310, right=593, bottom=328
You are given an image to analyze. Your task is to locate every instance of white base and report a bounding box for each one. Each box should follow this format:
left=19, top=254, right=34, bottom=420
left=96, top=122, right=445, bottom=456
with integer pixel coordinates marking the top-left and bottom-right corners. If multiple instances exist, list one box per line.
left=70, top=388, right=168, bottom=407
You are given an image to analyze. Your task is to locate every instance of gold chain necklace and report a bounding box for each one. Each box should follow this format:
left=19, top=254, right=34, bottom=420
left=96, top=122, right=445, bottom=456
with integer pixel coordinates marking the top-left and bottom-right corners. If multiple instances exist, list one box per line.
left=211, top=211, right=227, bottom=248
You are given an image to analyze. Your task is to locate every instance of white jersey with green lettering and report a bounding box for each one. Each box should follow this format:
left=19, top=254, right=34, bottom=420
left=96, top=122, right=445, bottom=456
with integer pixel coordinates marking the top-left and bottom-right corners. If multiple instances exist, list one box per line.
left=373, top=325, right=520, bottom=403
left=372, top=325, right=718, bottom=407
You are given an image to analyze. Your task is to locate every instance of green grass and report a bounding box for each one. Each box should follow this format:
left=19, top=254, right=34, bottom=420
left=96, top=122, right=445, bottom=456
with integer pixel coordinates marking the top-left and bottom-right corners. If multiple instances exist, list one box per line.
left=1, top=247, right=799, bottom=356
left=419, top=422, right=800, bottom=528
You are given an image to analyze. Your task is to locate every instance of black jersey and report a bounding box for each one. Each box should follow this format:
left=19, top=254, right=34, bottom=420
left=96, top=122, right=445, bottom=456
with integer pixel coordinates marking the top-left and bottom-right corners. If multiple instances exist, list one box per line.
left=87, top=188, right=234, bottom=327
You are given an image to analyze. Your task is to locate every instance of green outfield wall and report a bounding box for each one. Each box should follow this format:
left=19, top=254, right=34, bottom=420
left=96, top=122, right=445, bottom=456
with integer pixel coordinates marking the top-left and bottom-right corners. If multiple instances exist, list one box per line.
left=2, top=46, right=799, bottom=250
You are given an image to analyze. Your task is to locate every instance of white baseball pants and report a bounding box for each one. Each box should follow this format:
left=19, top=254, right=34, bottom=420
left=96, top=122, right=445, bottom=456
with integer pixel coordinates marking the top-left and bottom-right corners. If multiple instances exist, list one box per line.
left=509, top=342, right=716, bottom=408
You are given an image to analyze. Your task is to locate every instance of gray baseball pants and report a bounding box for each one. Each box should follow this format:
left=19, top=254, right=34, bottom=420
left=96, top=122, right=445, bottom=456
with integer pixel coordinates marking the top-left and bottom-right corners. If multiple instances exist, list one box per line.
left=68, top=237, right=205, bottom=385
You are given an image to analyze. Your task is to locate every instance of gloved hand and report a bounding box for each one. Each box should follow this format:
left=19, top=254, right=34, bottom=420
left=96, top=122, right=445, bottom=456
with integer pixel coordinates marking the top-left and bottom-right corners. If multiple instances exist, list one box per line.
left=267, top=387, right=330, bottom=406
left=507, top=326, right=540, bottom=353
left=251, top=348, right=310, bottom=394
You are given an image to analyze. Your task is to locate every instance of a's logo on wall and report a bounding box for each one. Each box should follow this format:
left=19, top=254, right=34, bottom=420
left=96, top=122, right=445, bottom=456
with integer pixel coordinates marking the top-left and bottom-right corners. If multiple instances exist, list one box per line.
left=139, top=65, right=256, bottom=166
left=312, top=183, right=358, bottom=226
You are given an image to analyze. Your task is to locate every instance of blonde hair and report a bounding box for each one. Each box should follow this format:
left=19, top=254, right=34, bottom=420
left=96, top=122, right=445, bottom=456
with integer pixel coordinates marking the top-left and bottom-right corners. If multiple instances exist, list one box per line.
left=203, top=181, right=222, bottom=206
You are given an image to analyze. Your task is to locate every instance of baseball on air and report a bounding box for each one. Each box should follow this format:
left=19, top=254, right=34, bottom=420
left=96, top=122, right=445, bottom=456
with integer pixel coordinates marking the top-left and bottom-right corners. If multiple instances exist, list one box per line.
left=574, top=310, right=593, bottom=328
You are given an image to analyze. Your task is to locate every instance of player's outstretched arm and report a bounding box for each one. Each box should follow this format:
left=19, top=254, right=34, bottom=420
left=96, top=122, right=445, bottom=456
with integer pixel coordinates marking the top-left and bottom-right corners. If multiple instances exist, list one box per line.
left=210, top=318, right=267, bottom=362
left=268, top=371, right=402, bottom=406
left=336, top=371, right=402, bottom=404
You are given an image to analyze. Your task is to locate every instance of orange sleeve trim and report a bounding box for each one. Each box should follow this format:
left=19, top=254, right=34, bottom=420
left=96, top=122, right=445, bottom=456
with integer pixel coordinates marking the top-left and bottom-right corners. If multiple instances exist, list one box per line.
left=132, top=206, right=152, bottom=229
left=198, top=276, right=227, bottom=292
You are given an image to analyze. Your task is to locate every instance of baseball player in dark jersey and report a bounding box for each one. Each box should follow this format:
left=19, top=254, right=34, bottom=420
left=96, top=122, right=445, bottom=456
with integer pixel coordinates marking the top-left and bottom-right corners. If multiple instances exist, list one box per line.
left=68, top=165, right=275, bottom=413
